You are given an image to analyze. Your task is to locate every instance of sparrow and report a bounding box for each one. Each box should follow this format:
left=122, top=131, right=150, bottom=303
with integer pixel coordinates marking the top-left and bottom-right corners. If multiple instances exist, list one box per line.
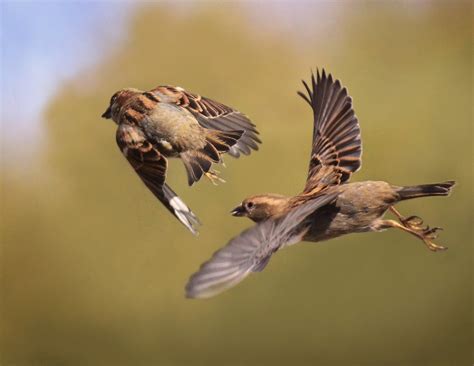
left=186, top=69, right=455, bottom=298
left=102, top=85, right=261, bottom=234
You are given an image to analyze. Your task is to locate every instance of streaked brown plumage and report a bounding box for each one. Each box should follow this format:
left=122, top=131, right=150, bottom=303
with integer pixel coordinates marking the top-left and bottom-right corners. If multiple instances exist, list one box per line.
left=102, top=85, right=261, bottom=234
left=186, top=69, right=455, bottom=299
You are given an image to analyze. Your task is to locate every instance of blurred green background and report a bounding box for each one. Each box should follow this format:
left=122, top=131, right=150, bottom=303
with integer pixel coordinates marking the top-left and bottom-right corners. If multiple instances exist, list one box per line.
left=1, top=2, right=472, bottom=365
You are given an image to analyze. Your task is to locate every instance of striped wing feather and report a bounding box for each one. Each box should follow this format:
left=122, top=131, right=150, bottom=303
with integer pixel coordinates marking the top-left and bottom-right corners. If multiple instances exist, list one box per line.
left=297, top=69, right=362, bottom=194
left=185, top=192, right=338, bottom=298
left=151, top=86, right=261, bottom=157
left=116, top=124, right=200, bottom=234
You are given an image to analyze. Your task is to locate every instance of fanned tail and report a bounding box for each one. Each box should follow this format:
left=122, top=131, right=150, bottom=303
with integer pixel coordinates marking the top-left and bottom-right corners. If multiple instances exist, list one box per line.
left=181, top=130, right=243, bottom=186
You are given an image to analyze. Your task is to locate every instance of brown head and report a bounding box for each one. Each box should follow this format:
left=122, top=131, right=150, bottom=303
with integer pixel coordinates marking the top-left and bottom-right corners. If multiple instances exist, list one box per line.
left=230, top=194, right=290, bottom=223
left=101, top=88, right=141, bottom=123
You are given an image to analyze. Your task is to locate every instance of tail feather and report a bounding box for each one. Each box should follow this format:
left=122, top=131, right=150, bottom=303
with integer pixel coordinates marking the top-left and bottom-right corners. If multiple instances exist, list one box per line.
left=181, top=130, right=244, bottom=185
left=397, top=181, right=455, bottom=201
left=181, top=129, right=244, bottom=186
left=181, top=151, right=212, bottom=185
left=206, top=129, right=244, bottom=153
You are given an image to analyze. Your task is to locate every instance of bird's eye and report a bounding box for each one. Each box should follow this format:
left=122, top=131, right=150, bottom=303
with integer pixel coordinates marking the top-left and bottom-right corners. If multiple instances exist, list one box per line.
left=110, top=92, right=120, bottom=105
left=245, top=202, right=254, bottom=210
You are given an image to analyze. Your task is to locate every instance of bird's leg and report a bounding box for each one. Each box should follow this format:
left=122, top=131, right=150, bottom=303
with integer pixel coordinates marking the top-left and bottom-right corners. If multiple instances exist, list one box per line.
left=377, top=218, right=447, bottom=252
left=204, top=169, right=226, bottom=185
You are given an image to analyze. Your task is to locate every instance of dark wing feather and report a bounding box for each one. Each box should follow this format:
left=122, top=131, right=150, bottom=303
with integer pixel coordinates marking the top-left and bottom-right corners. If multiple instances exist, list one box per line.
left=116, top=124, right=200, bottom=234
left=150, top=86, right=261, bottom=157
left=298, top=69, right=362, bottom=195
left=185, top=192, right=338, bottom=298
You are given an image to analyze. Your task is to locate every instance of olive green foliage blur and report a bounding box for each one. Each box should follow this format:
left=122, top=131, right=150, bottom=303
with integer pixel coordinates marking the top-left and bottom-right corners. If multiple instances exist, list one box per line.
left=1, top=3, right=472, bottom=365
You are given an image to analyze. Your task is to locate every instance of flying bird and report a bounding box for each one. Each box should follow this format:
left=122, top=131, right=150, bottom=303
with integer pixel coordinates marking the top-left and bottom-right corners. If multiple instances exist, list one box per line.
left=186, top=69, right=455, bottom=298
left=102, top=85, right=260, bottom=234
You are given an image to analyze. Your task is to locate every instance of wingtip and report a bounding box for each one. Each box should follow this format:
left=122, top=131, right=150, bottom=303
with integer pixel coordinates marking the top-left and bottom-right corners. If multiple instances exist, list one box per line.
left=168, top=195, right=201, bottom=235
left=184, top=268, right=252, bottom=299
left=184, top=281, right=210, bottom=299
left=181, top=215, right=201, bottom=236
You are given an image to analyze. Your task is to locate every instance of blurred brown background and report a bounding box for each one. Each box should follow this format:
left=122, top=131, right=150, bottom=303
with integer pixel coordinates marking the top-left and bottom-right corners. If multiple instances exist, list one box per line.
left=1, top=2, right=472, bottom=365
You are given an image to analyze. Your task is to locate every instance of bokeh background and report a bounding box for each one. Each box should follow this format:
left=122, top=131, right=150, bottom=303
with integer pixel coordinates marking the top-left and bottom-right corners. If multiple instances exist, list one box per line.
left=1, top=1, right=472, bottom=365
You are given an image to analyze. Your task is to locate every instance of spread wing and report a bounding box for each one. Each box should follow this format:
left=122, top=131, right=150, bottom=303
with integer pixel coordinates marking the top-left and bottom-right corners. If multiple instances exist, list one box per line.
left=297, top=69, right=362, bottom=195
left=185, top=192, right=338, bottom=299
left=116, top=124, right=200, bottom=235
left=149, top=86, right=261, bottom=157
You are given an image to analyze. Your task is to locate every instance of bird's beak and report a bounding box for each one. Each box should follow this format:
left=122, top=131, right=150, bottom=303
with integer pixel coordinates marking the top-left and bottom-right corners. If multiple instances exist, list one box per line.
left=101, top=106, right=112, bottom=119
left=231, top=204, right=246, bottom=217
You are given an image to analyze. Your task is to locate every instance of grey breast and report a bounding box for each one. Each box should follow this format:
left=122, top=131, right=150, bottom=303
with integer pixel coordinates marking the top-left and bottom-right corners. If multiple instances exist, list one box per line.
left=141, top=103, right=205, bottom=152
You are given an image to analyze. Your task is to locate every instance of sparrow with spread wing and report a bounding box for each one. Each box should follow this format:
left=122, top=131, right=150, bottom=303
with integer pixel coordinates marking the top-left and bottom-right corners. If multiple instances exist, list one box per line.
left=186, top=69, right=455, bottom=298
left=102, top=86, right=260, bottom=235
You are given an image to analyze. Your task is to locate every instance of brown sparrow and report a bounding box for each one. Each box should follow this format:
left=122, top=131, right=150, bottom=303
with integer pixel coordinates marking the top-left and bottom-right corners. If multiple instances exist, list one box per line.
left=102, top=85, right=260, bottom=234
left=186, top=69, right=455, bottom=298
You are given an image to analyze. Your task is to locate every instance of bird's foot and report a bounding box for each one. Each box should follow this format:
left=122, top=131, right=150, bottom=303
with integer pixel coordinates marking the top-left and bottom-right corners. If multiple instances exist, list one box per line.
left=403, top=217, right=447, bottom=252
left=389, top=207, right=447, bottom=252
left=419, top=226, right=447, bottom=252
left=205, top=169, right=226, bottom=185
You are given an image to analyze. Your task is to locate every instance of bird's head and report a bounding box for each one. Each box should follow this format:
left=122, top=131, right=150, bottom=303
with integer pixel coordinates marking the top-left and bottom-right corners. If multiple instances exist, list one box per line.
left=102, top=88, right=141, bottom=122
left=231, top=194, right=289, bottom=223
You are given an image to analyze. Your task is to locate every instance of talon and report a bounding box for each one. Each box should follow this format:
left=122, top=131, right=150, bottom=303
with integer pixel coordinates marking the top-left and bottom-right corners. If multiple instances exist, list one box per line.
left=205, top=170, right=226, bottom=185
left=425, top=241, right=448, bottom=252
left=424, top=226, right=441, bottom=234
left=403, top=215, right=424, bottom=228
left=423, top=226, right=442, bottom=239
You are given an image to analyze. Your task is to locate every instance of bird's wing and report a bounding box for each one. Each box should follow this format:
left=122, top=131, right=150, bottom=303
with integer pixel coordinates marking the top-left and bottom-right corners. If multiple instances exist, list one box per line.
left=149, top=86, right=261, bottom=157
left=185, top=192, right=338, bottom=298
left=116, top=124, right=200, bottom=235
left=297, top=69, right=362, bottom=196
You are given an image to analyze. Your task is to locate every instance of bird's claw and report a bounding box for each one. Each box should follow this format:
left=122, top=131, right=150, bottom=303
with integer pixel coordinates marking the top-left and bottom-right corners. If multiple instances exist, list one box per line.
left=402, top=215, right=424, bottom=230
left=205, top=170, right=226, bottom=185
left=420, top=226, right=446, bottom=252
left=399, top=214, right=447, bottom=252
left=422, top=226, right=443, bottom=239
left=424, top=238, right=447, bottom=252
